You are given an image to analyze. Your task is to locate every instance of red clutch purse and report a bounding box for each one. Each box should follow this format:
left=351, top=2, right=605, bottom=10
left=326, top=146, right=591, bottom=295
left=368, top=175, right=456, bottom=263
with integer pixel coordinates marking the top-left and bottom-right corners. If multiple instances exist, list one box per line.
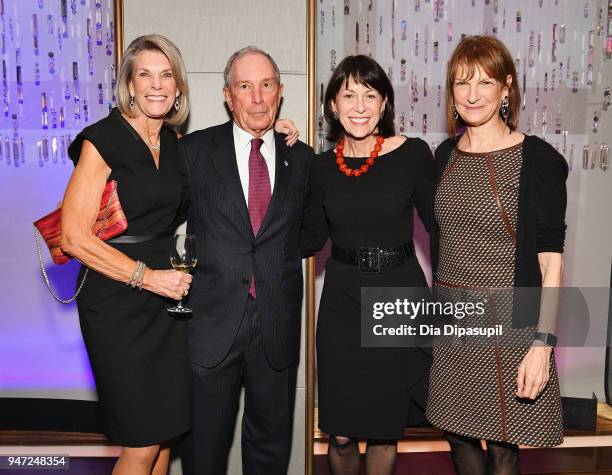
left=34, top=180, right=128, bottom=265
left=34, top=180, right=128, bottom=304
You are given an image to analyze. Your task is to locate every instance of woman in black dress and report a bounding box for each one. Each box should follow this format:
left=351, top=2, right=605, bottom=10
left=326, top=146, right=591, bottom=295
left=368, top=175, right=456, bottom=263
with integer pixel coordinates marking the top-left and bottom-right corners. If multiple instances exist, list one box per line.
left=301, top=55, right=433, bottom=475
left=61, top=34, right=194, bottom=475
left=426, top=35, right=566, bottom=475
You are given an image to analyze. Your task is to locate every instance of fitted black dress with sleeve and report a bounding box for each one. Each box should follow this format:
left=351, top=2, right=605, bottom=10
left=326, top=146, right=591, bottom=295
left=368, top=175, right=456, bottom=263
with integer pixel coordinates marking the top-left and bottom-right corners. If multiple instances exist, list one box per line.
left=68, top=108, right=191, bottom=447
left=301, top=137, right=434, bottom=439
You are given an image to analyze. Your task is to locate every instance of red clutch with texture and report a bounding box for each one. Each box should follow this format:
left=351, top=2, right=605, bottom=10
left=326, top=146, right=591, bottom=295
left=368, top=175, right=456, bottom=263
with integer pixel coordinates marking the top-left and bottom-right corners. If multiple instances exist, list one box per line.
left=34, top=180, right=128, bottom=265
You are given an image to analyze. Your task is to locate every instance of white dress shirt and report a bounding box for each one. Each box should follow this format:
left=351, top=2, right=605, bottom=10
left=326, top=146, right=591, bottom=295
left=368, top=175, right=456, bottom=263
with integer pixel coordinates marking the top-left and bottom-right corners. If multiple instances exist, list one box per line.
left=232, top=123, right=276, bottom=203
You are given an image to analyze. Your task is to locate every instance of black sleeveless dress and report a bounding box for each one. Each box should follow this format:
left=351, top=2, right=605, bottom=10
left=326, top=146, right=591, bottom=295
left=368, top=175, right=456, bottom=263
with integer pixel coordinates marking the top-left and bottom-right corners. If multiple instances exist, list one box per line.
left=68, top=108, right=191, bottom=447
left=301, top=138, right=434, bottom=439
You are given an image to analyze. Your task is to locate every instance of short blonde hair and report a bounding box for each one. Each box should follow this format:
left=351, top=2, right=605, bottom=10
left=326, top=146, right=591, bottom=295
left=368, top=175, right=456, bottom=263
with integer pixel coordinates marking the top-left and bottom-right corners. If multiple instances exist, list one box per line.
left=116, top=34, right=190, bottom=127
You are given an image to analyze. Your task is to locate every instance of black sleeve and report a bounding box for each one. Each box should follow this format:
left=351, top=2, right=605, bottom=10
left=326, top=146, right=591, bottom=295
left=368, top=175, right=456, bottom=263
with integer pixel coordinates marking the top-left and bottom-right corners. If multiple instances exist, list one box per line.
left=430, top=138, right=454, bottom=278
left=412, top=138, right=435, bottom=233
left=68, top=122, right=116, bottom=169
left=301, top=145, right=315, bottom=219
left=433, top=138, right=455, bottom=182
left=535, top=143, right=568, bottom=253
left=170, top=135, right=191, bottom=227
left=177, top=136, right=192, bottom=201
left=300, top=155, right=330, bottom=257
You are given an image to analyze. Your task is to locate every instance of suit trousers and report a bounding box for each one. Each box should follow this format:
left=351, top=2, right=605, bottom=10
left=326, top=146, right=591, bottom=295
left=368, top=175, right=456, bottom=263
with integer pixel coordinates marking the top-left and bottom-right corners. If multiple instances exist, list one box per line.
left=181, top=295, right=298, bottom=475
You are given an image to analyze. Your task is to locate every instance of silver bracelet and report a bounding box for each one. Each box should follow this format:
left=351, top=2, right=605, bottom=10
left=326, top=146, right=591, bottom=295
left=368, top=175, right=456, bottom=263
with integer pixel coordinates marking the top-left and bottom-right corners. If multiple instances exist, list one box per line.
left=127, top=261, right=138, bottom=287
left=126, top=263, right=137, bottom=287
left=127, top=261, right=145, bottom=289
left=136, top=262, right=146, bottom=290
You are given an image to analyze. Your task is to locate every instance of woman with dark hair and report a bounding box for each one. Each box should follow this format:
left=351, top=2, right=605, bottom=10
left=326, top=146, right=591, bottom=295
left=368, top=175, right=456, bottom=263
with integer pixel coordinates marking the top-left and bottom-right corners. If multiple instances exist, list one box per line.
left=426, top=35, right=566, bottom=474
left=301, top=55, right=433, bottom=475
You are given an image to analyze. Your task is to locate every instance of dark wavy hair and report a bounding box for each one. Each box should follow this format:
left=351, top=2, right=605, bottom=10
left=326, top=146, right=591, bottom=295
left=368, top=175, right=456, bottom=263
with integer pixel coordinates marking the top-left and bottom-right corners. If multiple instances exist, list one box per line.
left=324, top=55, right=395, bottom=143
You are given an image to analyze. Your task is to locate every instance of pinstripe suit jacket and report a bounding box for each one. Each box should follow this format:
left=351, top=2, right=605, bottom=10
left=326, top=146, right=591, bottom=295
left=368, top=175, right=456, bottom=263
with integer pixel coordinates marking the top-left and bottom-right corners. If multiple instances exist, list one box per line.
left=178, top=121, right=313, bottom=370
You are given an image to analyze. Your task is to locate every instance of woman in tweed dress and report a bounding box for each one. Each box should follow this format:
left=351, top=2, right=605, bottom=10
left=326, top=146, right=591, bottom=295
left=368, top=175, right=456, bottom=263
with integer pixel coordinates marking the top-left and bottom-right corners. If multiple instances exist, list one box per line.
left=426, top=35, right=567, bottom=475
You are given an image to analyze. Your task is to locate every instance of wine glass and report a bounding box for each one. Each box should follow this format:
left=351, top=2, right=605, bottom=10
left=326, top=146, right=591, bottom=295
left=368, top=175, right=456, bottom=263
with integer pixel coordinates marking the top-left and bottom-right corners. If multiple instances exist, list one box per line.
left=167, top=234, right=197, bottom=314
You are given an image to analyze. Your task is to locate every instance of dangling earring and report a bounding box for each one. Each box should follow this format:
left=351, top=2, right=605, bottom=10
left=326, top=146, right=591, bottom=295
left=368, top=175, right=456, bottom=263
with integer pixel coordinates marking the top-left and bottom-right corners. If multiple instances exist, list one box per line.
left=174, top=96, right=181, bottom=112
left=453, top=104, right=459, bottom=121
left=379, top=109, right=385, bottom=120
left=500, top=96, right=509, bottom=123
left=333, top=110, right=339, bottom=120
left=129, top=96, right=135, bottom=110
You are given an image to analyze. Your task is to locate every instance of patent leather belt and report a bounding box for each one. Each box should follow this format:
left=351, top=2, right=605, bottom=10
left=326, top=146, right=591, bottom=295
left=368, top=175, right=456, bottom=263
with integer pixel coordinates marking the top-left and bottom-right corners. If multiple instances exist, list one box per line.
left=107, top=229, right=174, bottom=244
left=331, top=242, right=415, bottom=273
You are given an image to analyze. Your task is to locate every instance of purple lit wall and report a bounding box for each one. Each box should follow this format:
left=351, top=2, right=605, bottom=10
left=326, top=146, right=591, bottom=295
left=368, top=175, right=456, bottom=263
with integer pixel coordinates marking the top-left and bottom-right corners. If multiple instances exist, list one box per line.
left=0, top=0, right=116, bottom=399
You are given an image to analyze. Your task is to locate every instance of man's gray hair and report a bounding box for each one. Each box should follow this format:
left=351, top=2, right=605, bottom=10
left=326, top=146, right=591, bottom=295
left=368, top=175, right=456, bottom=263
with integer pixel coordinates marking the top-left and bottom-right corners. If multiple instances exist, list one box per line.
left=223, top=46, right=281, bottom=87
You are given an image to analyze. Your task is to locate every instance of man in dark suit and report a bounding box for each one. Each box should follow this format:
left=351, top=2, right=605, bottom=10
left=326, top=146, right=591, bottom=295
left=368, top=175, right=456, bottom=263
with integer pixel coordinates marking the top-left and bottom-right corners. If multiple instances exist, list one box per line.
left=178, top=46, right=313, bottom=475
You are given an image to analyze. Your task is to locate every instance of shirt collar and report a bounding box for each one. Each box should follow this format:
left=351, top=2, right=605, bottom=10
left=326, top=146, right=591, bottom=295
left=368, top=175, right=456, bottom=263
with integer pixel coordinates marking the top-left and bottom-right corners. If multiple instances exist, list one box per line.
left=233, top=122, right=275, bottom=156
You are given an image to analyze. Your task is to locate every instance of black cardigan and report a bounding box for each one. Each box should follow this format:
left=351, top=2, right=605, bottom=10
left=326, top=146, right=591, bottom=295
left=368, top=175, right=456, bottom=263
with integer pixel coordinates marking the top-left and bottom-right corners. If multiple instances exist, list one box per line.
left=430, top=135, right=569, bottom=327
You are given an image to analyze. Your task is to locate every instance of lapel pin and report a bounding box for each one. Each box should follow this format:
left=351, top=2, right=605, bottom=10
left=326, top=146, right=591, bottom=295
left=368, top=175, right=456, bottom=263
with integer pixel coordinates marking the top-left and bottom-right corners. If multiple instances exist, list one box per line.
left=284, top=160, right=288, bottom=167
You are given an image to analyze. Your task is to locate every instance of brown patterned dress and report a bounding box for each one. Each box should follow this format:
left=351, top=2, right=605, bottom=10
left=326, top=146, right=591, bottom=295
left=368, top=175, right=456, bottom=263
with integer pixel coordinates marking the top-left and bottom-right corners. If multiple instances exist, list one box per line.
left=425, top=143, right=564, bottom=447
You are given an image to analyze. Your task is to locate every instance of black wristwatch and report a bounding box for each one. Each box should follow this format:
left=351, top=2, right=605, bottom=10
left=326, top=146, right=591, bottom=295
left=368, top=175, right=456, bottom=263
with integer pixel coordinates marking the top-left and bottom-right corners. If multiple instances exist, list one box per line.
left=534, top=332, right=557, bottom=347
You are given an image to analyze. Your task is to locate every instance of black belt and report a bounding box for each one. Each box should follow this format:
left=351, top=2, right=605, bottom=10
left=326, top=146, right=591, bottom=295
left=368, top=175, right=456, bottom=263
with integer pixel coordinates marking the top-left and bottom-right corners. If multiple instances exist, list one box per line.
left=331, top=242, right=415, bottom=273
left=107, top=229, right=175, bottom=244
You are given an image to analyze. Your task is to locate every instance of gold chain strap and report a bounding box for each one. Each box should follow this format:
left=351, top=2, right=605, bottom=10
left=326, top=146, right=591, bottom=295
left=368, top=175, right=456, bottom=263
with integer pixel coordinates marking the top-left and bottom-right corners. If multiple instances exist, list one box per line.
left=34, top=182, right=118, bottom=304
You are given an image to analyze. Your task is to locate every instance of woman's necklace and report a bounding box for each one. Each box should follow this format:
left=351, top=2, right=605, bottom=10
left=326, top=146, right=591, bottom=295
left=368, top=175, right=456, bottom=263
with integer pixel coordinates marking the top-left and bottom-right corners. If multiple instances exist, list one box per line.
left=146, top=138, right=160, bottom=151
left=335, top=135, right=384, bottom=177
left=129, top=118, right=161, bottom=151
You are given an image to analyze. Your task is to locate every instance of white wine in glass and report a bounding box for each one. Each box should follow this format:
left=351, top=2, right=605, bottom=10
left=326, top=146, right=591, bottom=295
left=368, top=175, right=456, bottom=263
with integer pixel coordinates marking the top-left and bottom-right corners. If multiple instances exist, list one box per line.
left=171, top=263, right=197, bottom=274
left=167, top=234, right=197, bottom=314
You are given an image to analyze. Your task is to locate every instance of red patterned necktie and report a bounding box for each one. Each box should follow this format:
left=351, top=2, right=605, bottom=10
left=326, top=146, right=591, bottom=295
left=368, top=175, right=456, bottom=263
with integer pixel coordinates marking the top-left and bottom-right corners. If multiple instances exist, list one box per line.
left=247, top=138, right=271, bottom=298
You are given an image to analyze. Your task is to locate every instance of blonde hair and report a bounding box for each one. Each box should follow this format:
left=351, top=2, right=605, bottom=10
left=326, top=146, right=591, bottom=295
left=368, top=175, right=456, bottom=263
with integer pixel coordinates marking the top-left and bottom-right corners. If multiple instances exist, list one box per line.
left=116, top=34, right=190, bottom=127
left=445, top=35, right=520, bottom=138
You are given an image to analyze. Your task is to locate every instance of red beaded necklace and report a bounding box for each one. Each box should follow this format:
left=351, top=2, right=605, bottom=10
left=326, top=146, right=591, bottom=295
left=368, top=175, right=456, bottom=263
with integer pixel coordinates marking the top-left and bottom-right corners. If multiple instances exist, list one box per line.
left=335, top=135, right=385, bottom=177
